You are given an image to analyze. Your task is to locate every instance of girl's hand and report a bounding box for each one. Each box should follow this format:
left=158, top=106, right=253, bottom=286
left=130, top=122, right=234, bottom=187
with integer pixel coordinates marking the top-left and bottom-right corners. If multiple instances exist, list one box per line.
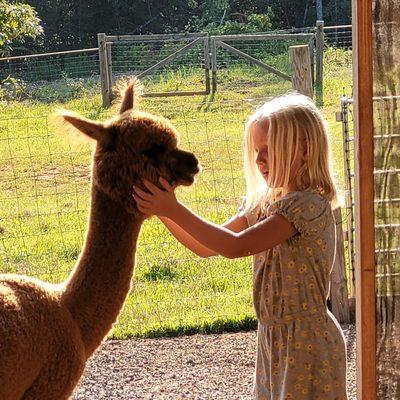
left=133, top=177, right=179, bottom=218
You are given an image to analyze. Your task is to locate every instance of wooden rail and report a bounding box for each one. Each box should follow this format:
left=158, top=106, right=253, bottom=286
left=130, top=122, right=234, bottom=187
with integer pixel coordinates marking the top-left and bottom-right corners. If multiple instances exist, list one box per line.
left=105, top=32, right=206, bottom=42
left=0, top=48, right=98, bottom=63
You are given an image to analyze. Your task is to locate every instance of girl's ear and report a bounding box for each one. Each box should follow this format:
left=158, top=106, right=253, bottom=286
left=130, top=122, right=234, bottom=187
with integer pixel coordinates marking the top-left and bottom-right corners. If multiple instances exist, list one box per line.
left=57, top=110, right=113, bottom=148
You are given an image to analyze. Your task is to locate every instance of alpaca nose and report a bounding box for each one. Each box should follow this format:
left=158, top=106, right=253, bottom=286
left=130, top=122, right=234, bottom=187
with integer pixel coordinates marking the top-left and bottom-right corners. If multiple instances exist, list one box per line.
left=185, top=155, right=199, bottom=171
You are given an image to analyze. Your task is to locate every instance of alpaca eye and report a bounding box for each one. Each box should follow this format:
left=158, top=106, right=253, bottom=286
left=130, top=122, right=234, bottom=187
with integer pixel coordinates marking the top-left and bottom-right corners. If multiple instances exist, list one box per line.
left=143, top=144, right=165, bottom=159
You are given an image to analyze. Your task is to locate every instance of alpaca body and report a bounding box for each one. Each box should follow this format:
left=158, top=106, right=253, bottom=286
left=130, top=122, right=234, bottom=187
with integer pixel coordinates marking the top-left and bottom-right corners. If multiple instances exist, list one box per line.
left=0, top=277, right=85, bottom=400
left=0, top=79, right=199, bottom=399
left=0, top=188, right=141, bottom=400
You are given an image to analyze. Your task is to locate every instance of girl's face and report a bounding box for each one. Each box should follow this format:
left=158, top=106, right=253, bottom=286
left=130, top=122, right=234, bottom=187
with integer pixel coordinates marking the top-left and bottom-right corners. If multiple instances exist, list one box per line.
left=251, top=121, right=304, bottom=190
left=251, top=121, right=271, bottom=184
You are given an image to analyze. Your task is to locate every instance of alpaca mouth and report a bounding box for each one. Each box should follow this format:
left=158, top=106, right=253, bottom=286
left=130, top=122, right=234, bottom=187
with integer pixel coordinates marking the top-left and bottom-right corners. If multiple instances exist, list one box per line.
left=174, top=164, right=201, bottom=186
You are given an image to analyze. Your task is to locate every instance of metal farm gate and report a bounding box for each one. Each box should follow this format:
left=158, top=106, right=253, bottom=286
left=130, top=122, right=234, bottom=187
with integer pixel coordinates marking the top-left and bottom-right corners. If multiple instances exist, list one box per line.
left=98, top=31, right=316, bottom=107
left=210, top=32, right=314, bottom=92
left=98, top=32, right=211, bottom=106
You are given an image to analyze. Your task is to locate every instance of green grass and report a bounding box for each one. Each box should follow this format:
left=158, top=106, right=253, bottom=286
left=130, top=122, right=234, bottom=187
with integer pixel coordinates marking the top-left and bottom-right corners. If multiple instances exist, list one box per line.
left=0, top=48, right=353, bottom=338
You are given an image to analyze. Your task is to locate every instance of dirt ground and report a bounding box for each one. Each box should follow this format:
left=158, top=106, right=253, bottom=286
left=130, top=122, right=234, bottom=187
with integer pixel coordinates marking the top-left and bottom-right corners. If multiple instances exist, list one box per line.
left=72, top=323, right=356, bottom=400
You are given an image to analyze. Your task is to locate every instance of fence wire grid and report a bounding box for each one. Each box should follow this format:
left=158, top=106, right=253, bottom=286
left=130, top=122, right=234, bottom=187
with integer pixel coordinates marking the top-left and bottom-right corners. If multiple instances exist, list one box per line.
left=0, top=26, right=353, bottom=337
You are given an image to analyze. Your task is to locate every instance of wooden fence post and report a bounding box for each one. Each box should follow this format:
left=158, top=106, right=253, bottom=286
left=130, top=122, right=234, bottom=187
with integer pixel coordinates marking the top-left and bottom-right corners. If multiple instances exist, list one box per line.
left=204, top=36, right=211, bottom=95
left=309, top=37, right=315, bottom=85
left=289, top=44, right=313, bottom=98
left=106, top=42, right=113, bottom=99
left=98, top=33, right=111, bottom=107
left=330, top=207, right=351, bottom=323
left=315, top=20, right=324, bottom=89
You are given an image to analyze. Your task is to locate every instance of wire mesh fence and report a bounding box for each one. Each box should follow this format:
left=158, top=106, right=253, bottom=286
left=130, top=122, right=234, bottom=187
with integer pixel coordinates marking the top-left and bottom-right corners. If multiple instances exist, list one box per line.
left=109, top=35, right=208, bottom=95
left=0, top=49, right=99, bottom=82
left=0, top=98, right=263, bottom=337
left=0, top=24, right=353, bottom=104
left=210, top=33, right=313, bottom=98
left=324, top=25, right=352, bottom=49
left=0, top=24, right=355, bottom=337
left=323, top=25, right=352, bottom=81
left=0, top=48, right=100, bottom=103
left=340, top=95, right=400, bottom=299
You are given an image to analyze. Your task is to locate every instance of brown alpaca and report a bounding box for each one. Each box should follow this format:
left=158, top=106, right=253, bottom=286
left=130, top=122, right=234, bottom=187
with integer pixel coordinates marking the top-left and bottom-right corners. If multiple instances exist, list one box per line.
left=0, top=79, right=199, bottom=400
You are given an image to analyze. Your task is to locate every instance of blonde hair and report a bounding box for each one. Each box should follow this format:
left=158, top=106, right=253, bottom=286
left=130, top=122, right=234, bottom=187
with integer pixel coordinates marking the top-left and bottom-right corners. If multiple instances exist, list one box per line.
left=242, top=92, right=338, bottom=214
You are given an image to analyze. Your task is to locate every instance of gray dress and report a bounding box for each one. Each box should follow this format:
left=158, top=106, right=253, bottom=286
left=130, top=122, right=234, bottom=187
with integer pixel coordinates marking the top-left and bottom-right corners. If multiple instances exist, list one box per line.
left=239, top=191, right=348, bottom=400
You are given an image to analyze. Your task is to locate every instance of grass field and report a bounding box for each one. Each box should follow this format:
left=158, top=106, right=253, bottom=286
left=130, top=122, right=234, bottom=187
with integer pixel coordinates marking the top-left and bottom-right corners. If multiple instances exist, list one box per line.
left=0, top=48, right=353, bottom=338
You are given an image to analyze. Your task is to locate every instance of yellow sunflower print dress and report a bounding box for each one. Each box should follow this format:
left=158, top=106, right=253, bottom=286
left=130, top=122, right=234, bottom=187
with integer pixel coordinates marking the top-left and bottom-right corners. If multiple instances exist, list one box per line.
left=239, top=190, right=348, bottom=400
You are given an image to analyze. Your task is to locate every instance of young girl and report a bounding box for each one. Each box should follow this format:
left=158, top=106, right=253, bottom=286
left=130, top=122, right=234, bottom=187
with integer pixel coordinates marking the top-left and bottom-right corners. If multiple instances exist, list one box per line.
left=133, top=93, right=348, bottom=400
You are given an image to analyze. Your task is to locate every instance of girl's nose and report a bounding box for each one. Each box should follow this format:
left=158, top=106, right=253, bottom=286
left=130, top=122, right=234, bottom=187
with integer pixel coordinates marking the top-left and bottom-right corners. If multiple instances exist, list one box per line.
left=256, top=154, right=265, bottom=166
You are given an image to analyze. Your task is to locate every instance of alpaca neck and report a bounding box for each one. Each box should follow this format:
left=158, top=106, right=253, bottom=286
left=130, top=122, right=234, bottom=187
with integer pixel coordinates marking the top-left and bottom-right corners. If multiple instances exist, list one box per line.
left=61, top=186, right=143, bottom=357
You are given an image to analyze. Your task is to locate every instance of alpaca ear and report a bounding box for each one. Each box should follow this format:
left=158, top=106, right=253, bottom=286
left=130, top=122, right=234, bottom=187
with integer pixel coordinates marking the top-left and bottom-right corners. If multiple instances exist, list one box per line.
left=119, top=77, right=143, bottom=114
left=58, top=111, right=111, bottom=146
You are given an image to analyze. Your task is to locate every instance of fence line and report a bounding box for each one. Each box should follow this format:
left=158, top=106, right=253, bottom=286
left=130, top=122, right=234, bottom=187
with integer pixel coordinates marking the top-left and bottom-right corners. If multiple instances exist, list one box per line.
left=0, top=48, right=99, bottom=62
left=339, top=95, right=400, bottom=303
left=0, top=24, right=351, bottom=64
left=0, top=23, right=352, bottom=104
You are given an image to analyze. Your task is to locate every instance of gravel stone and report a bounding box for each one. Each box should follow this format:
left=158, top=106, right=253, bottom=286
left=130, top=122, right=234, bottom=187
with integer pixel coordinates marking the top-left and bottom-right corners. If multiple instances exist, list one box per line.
left=72, top=323, right=356, bottom=399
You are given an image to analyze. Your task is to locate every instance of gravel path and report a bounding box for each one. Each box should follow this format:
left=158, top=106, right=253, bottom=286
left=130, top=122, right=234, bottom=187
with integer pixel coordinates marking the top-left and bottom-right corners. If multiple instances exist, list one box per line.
left=72, top=323, right=356, bottom=399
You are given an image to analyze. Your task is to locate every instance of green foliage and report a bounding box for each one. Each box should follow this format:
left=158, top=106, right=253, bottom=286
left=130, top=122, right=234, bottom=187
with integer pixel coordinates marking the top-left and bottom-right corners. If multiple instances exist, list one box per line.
left=0, top=75, right=26, bottom=102
left=0, top=0, right=43, bottom=56
left=203, top=12, right=274, bottom=35
left=13, top=1, right=351, bottom=54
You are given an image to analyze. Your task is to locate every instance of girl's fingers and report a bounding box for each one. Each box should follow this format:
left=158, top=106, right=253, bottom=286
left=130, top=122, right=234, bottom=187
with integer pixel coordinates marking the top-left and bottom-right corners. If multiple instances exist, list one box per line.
left=133, top=186, right=152, bottom=200
left=159, top=177, right=172, bottom=191
left=143, top=179, right=160, bottom=194
left=133, top=195, right=151, bottom=208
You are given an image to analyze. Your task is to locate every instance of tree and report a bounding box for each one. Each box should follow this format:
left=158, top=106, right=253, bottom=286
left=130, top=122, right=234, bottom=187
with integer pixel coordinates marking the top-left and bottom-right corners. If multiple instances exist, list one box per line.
left=0, top=0, right=43, bottom=56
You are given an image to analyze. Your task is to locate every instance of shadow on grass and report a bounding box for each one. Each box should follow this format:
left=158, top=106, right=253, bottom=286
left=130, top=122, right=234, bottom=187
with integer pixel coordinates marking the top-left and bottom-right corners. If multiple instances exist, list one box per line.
left=315, top=83, right=324, bottom=107
left=197, top=92, right=216, bottom=112
left=113, top=315, right=258, bottom=339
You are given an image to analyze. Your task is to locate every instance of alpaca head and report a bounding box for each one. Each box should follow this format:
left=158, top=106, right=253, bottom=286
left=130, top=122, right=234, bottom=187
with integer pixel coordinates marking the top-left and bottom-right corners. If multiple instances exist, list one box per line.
left=59, top=78, right=200, bottom=216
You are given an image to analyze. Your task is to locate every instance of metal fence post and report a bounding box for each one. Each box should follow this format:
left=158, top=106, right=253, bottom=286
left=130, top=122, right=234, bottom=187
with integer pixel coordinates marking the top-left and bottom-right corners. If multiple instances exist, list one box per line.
left=316, top=20, right=324, bottom=89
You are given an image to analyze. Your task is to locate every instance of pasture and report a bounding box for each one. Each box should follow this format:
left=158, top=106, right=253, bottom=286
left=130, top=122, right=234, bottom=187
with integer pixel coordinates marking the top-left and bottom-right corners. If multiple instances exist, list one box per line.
left=0, top=48, right=352, bottom=338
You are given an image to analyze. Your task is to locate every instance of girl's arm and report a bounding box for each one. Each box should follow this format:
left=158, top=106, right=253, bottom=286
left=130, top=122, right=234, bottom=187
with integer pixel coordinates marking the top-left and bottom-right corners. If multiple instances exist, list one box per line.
left=163, top=202, right=296, bottom=258
left=159, top=214, right=248, bottom=258
left=133, top=179, right=297, bottom=259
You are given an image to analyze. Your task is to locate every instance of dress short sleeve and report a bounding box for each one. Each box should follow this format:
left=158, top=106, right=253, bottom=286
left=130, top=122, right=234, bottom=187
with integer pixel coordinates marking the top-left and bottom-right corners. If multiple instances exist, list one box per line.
left=267, top=191, right=332, bottom=238
left=237, top=197, right=260, bottom=227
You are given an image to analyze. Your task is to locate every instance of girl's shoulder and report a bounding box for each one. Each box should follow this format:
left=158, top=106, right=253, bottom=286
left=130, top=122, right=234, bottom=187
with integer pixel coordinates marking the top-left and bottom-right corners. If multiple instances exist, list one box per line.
left=269, top=189, right=329, bottom=210
left=267, top=190, right=332, bottom=237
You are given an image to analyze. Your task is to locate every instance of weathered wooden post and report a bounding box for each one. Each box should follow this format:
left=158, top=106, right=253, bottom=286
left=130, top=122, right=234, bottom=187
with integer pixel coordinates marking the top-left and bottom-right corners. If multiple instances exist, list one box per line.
left=315, top=20, right=324, bottom=89
left=289, top=44, right=313, bottom=98
left=106, top=42, right=113, bottom=96
left=98, top=33, right=111, bottom=107
left=330, top=207, right=351, bottom=323
left=308, top=37, right=315, bottom=85
left=204, top=36, right=211, bottom=95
